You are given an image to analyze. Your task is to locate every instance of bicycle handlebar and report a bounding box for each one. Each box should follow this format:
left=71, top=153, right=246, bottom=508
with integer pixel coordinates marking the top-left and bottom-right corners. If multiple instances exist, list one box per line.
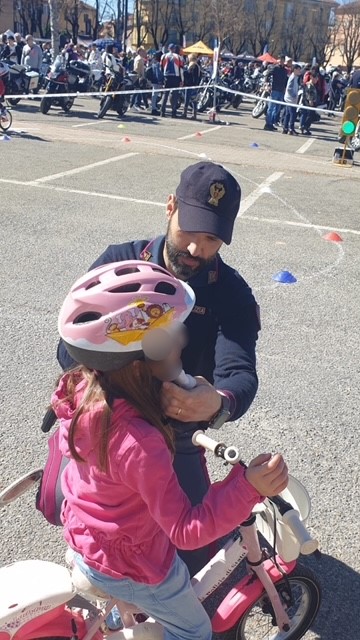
left=192, top=430, right=243, bottom=465
left=192, top=430, right=319, bottom=555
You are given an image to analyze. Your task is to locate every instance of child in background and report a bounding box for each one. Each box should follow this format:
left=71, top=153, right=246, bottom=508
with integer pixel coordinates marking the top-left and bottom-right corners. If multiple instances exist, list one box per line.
left=54, top=260, right=288, bottom=640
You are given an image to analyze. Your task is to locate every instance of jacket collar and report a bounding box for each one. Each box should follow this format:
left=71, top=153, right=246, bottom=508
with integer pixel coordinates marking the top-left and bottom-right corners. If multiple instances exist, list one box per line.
left=140, top=235, right=219, bottom=286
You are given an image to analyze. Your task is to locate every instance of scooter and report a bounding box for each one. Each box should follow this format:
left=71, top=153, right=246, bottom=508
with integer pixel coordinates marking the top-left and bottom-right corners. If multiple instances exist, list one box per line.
left=3, top=60, right=40, bottom=106
left=0, top=430, right=321, bottom=640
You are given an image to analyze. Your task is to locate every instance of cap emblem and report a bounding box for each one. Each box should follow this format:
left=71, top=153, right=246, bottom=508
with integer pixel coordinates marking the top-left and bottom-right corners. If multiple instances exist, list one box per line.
left=208, top=182, right=225, bottom=207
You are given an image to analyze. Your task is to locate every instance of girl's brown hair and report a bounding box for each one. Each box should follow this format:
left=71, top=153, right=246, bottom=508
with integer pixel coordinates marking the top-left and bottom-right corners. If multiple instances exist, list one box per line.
left=61, top=361, right=174, bottom=471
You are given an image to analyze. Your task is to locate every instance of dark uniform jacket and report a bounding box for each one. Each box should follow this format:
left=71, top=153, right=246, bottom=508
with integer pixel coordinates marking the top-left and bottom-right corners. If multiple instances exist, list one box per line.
left=58, top=235, right=260, bottom=420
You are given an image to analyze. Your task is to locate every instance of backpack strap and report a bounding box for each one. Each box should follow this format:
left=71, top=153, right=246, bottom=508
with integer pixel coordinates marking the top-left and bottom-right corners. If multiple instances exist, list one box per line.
left=41, top=407, right=57, bottom=433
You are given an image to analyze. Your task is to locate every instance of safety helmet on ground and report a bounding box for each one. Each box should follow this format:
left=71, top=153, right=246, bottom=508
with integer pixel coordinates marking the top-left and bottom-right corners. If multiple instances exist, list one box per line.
left=0, top=61, right=9, bottom=77
left=58, top=260, right=195, bottom=371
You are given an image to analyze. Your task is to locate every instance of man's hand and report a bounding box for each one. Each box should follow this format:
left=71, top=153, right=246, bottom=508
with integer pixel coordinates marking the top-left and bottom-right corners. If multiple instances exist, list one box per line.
left=161, top=376, right=222, bottom=422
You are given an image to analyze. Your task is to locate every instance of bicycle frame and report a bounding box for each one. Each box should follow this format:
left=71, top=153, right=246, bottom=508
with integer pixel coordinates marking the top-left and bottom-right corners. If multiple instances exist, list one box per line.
left=0, top=432, right=319, bottom=640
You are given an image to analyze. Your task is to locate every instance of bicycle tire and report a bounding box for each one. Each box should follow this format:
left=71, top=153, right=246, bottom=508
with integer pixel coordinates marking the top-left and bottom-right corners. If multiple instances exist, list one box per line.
left=221, top=565, right=321, bottom=640
left=0, top=109, right=12, bottom=131
left=98, top=94, right=113, bottom=119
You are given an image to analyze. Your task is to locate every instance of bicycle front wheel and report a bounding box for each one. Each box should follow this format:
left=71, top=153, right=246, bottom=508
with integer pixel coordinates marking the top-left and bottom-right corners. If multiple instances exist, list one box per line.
left=0, top=109, right=12, bottom=131
left=222, top=565, right=321, bottom=640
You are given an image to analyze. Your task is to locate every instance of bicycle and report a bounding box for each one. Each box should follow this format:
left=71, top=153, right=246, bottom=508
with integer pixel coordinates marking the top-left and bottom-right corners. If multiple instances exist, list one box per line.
left=0, top=429, right=321, bottom=640
left=0, top=103, right=12, bottom=132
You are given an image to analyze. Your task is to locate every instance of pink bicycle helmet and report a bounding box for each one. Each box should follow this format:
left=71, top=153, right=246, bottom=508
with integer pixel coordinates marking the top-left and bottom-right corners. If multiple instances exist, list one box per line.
left=58, top=260, right=195, bottom=371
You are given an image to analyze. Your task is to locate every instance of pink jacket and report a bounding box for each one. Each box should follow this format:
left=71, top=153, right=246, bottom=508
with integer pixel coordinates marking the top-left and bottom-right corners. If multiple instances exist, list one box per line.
left=53, top=375, right=262, bottom=585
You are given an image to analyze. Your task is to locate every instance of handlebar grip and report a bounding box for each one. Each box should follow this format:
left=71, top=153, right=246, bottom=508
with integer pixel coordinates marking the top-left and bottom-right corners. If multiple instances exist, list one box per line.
left=192, top=430, right=219, bottom=453
left=192, top=430, right=242, bottom=464
left=282, top=509, right=319, bottom=555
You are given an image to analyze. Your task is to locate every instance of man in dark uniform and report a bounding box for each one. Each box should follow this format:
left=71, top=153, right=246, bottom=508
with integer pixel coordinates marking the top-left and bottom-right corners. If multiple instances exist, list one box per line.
left=57, top=161, right=261, bottom=576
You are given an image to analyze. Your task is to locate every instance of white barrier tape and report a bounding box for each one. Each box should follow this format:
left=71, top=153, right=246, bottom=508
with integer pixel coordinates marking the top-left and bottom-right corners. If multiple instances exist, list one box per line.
left=4, top=80, right=342, bottom=118
left=4, top=84, right=196, bottom=102
left=213, top=82, right=342, bottom=118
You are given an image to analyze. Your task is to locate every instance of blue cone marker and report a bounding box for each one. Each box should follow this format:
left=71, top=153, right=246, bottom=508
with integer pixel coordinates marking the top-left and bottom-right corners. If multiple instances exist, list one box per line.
left=272, top=270, right=297, bottom=284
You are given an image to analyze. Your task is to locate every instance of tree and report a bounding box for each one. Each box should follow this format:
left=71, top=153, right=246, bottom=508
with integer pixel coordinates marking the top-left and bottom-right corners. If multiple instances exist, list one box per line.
left=246, top=0, right=278, bottom=57
left=48, top=0, right=61, bottom=55
left=336, top=7, right=360, bottom=72
left=138, top=0, right=173, bottom=49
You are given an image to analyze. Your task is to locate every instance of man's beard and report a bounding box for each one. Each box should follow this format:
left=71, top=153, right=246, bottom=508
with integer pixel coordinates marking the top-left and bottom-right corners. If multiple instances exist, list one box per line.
left=165, top=228, right=217, bottom=280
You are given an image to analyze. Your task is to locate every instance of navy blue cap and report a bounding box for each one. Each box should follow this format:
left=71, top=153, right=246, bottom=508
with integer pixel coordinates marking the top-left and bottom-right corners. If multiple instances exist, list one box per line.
left=175, top=162, right=241, bottom=245
left=168, top=43, right=175, bottom=49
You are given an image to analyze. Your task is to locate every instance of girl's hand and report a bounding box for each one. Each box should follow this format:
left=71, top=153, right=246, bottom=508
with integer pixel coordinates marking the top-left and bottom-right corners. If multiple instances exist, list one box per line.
left=245, top=453, right=288, bottom=496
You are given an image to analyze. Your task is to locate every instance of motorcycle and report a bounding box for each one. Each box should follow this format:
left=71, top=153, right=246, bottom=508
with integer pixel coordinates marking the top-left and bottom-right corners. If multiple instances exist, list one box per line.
left=97, top=69, right=133, bottom=119
left=40, top=56, right=91, bottom=115
left=252, top=76, right=272, bottom=118
left=4, top=60, right=40, bottom=106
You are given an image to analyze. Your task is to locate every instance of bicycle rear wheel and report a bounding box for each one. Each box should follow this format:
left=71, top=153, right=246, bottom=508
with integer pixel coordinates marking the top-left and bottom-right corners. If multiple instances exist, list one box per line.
left=222, top=565, right=321, bottom=640
left=0, top=109, right=12, bottom=131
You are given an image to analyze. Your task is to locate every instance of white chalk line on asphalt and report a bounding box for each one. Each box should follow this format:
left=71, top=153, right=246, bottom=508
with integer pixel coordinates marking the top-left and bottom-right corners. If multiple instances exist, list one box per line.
left=239, top=172, right=284, bottom=215
left=28, top=152, right=139, bottom=183
left=177, top=126, right=222, bottom=141
left=296, top=138, right=315, bottom=154
left=2, top=176, right=358, bottom=238
left=240, top=215, right=360, bottom=236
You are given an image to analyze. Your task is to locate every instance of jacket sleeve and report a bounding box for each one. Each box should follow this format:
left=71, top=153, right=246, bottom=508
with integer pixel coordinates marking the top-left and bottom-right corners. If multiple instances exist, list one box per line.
left=119, top=430, right=262, bottom=549
left=213, top=267, right=260, bottom=420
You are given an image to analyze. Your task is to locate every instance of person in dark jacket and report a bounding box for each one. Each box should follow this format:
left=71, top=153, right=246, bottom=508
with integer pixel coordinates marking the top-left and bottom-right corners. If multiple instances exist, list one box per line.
left=264, top=55, right=289, bottom=131
left=182, top=53, right=201, bottom=119
left=56, top=161, right=260, bottom=576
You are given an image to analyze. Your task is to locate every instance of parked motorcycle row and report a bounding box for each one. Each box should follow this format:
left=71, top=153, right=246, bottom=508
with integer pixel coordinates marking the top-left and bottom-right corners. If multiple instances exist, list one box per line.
left=2, top=53, right=133, bottom=118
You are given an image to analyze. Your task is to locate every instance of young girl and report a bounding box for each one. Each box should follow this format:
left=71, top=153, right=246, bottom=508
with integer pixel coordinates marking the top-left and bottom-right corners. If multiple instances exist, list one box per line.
left=54, top=260, right=288, bottom=640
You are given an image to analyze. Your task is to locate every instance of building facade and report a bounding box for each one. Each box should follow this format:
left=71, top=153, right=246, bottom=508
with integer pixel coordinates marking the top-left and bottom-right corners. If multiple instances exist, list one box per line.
left=0, top=0, right=97, bottom=42
left=133, top=0, right=335, bottom=62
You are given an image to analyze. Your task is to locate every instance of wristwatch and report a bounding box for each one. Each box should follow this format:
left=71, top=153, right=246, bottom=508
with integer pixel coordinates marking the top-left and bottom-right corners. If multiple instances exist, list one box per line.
left=208, top=393, right=232, bottom=430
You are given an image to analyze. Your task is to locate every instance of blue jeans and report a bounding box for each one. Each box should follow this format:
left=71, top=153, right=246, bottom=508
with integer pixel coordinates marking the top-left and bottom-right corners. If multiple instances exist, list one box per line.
left=283, top=104, right=297, bottom=131
left=74, top=553, right=212, bottom=640
left=266, top=90, right=284, bottom=126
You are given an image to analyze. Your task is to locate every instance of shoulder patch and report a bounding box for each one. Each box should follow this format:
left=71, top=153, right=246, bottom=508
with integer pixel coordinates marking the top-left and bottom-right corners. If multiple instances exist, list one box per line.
left=192, top=305, right=206, bottom=315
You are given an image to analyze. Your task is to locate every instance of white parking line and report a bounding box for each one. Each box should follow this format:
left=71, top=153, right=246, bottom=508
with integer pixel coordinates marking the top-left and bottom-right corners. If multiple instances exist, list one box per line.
left=29, top=152, right=139, bottom=183
left=72, top=120, right=115, bottom=128
left=239, top=172, right=284, bottom=215
left=177, top=125, right=222, bottom=140
left=296, top=138, right=315, bottom=154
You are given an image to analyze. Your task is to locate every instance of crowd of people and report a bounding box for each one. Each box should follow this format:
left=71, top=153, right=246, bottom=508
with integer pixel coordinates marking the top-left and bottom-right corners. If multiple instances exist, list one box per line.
left=1, top=29, right=359, bottom=127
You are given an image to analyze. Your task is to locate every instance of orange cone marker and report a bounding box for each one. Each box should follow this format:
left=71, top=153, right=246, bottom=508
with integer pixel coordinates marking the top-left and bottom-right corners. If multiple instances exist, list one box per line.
left=323, top=232, right=343, bottom=242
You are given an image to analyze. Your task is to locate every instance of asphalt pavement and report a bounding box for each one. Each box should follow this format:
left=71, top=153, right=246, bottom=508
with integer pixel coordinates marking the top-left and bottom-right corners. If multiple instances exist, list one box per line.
left=1, top=96, right=359, bottom=639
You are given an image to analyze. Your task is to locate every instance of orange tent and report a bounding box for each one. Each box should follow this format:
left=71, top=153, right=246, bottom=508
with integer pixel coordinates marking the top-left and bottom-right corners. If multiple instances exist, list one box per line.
left=257, top=53, right=278, bottom=63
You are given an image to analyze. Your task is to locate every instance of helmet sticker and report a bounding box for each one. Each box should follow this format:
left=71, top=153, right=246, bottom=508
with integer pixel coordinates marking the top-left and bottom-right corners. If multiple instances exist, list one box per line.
left=105, top=300, right=175, bottom=346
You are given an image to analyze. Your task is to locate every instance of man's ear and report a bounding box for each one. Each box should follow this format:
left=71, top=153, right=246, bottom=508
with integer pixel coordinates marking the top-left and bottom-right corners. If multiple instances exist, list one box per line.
left=166, top=194, right=177, bottom=221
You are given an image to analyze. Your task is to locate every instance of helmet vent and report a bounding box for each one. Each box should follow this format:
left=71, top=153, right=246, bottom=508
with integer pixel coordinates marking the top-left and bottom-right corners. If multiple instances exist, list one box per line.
left=73, top=312, right=102, bottom=324
left=110, top=283, right=141, bottom=293
left=85, top=280, right=100, bottom=290
left=115, top=266, right=140, bottom=276
left=154, top=282, right=177, bottom=295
